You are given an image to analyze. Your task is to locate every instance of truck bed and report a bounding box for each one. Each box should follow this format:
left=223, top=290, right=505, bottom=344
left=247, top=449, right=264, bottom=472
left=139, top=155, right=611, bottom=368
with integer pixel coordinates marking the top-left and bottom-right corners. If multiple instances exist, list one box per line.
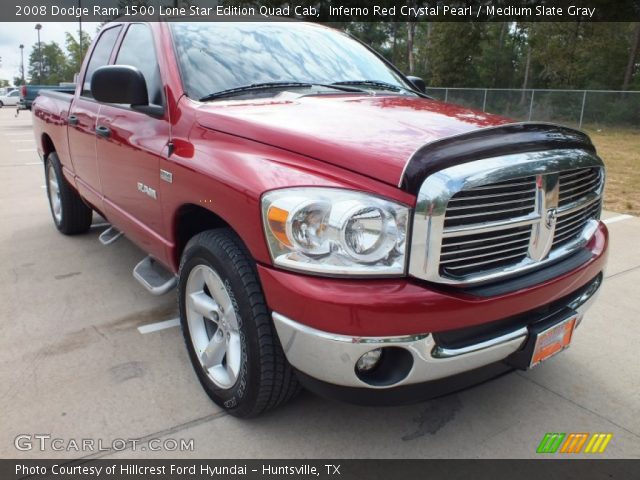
left=20, top=85, right=75, bottom=110
left=31, top=90, right=74, bottom=170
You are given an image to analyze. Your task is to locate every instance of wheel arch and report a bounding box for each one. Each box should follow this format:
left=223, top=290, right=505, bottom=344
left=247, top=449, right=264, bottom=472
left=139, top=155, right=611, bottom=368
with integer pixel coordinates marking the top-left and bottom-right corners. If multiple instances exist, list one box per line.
left=41, top=133, right=55, bottom=158
left=172, top=203, right=234, bottom=271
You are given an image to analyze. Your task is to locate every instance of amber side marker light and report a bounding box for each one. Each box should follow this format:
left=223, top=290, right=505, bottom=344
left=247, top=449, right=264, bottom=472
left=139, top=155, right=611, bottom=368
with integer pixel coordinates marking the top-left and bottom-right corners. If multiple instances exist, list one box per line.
left=267, top=206, right=292, bottom=247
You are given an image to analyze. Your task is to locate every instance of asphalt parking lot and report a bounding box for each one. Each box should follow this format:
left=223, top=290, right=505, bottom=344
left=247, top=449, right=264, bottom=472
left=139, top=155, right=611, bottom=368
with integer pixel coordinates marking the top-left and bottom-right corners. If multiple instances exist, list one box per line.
left=1, top=107, right=639, bottom=459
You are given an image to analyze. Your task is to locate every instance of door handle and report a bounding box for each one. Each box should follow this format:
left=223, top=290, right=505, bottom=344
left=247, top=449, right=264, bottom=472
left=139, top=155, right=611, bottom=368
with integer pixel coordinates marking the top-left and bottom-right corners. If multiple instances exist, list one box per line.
left=68, top=115, right=79, bottom=126
left=95, top=126, right=111, bottom=138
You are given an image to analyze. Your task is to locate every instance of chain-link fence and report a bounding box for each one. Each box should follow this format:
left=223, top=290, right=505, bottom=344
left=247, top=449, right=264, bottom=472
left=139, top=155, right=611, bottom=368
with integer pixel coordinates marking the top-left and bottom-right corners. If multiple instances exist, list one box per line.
left=425, top=87, right=640, bottom=130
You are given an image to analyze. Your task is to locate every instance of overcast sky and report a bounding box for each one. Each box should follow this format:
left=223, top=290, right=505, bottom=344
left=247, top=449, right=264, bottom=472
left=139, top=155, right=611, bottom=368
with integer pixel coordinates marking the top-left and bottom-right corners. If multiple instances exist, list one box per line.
left=0, top=22, right=101, bottom=84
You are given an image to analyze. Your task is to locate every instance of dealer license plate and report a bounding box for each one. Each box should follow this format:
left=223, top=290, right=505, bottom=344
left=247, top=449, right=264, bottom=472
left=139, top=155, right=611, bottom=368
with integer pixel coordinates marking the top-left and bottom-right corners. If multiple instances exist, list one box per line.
left=529, top=315, right=577, bottom=368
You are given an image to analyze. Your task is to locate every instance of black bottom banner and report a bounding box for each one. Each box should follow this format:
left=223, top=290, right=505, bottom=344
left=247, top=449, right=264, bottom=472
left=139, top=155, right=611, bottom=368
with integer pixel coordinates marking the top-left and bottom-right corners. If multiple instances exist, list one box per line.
left=1, top=459, right=639, bottom=480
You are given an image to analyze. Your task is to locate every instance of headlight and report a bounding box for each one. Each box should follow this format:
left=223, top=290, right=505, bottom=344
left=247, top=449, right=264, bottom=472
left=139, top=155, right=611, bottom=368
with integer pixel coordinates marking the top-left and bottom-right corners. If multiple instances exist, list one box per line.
left=261, top=188, right=409, bottom=276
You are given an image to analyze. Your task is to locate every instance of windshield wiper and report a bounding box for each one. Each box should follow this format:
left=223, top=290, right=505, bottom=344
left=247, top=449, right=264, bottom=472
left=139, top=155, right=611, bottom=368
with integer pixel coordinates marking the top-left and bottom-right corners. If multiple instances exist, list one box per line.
left=199, top=82, right=365, bottom=102
left=332, top=80, right=417, bottom=95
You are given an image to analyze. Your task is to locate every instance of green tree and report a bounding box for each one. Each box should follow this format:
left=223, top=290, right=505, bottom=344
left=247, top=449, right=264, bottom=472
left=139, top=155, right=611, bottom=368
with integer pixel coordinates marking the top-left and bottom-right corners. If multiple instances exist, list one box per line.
left=526, top=23, right=632, bottom=90
left=424, top=23, right=486, bottom=87
left=623, top=23, right=640, bottom=90
left=580, top=23, right=630, bottom=90
left=473, top=22, right=523, bottom=88
left=0, top=79, right=9, bottom=88
left=64, top=30, right=92, bottom=81
left=28, top=41, right=69, bottom=85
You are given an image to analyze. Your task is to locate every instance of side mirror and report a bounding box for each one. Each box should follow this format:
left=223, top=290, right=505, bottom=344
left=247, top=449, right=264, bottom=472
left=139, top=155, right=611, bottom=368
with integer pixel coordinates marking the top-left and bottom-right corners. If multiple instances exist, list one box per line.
left=91, top=65, right=148, bottom=106
left=406, top=76, right=426, bottom=93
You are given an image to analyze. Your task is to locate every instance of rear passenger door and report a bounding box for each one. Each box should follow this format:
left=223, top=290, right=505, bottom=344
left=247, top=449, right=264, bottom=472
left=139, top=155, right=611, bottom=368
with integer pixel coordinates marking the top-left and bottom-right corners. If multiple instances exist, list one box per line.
left=67, top=25, right=122, bottom=207
left=95, top=23, right=169, bottom=257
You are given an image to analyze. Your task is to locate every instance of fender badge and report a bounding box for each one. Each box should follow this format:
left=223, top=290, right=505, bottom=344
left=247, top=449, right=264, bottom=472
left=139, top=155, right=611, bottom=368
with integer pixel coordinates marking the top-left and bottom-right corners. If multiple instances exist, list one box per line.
left=137, top=182, right=157, bottom=200
left=160, top=169, right=173, bottom=183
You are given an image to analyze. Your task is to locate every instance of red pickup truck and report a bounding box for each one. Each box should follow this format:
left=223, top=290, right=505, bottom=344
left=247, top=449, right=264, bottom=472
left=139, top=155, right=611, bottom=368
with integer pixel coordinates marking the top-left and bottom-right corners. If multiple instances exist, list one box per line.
left=32, top=21, right=608, bottom=417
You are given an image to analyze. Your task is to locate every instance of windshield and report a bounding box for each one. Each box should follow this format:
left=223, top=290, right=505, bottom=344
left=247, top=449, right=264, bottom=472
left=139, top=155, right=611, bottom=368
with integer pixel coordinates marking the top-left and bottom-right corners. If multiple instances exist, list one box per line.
left=170, top=22, right=412, bottom=100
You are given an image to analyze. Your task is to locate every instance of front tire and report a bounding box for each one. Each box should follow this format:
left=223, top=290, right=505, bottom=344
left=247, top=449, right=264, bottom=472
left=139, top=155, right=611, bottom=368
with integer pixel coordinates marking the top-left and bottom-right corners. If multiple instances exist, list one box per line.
left=45, top=152, right=92, bottom=235
left=178, top=229, right=299, bottom=417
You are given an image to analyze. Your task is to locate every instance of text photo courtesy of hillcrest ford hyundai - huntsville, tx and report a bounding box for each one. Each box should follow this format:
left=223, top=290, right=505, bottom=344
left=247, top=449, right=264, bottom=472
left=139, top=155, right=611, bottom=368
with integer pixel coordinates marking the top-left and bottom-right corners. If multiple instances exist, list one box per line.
left=1, top=0, right=640, bottom=476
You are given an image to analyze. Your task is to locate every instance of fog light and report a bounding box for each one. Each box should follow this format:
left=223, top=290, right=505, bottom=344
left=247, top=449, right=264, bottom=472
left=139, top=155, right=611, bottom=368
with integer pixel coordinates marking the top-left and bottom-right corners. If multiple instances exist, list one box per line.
left=356, top=348, right=383, bottom=372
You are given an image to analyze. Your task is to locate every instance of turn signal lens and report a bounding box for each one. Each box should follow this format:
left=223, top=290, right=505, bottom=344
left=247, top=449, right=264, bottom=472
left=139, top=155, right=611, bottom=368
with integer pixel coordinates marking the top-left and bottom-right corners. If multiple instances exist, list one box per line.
left=267, top=206, right=292, bottom=247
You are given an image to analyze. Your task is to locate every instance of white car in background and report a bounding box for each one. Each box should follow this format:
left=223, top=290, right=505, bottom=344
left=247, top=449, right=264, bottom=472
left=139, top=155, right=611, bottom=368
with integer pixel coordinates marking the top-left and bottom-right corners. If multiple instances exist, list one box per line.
left=0, top=89, right=20, bottom=107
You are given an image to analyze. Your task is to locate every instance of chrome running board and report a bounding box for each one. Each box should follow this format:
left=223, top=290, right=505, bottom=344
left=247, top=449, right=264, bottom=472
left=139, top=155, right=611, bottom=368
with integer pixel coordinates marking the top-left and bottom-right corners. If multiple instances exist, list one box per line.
left=133, top=256, right=177, bottom=295
left=98, top=226, right=123, bottom=245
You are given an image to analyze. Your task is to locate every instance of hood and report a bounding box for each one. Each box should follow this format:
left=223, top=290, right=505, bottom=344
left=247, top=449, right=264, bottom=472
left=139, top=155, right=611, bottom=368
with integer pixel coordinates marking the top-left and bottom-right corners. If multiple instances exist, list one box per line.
left=195, top=93, right=510, bottom=187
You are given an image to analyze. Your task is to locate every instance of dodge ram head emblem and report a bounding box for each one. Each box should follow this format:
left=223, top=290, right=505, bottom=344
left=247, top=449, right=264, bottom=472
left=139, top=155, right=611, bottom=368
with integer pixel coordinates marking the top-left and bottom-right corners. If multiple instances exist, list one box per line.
left=545, top=208, right=558, bottom=229
left=527, top=173, right=560, bottom=262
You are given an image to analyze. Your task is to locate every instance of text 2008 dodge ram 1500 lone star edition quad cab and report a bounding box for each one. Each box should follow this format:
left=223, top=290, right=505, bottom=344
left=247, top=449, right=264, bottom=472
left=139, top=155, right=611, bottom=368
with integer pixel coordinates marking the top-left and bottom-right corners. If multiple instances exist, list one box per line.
left=32, top=22, right=608, bottom=417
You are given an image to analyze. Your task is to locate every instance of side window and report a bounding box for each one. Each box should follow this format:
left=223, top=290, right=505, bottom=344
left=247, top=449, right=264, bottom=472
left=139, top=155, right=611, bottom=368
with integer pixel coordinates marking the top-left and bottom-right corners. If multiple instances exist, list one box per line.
left=9, top=91, right=20, bottom=97
left=82, top=26, right=122, bottom=97
left=116, top=24, right=163, bottom=106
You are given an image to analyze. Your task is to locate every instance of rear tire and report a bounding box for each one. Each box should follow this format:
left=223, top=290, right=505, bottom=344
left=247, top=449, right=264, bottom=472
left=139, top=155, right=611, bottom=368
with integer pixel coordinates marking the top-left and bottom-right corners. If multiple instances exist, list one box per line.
left=178, top=229, right=300, bottom=417
left=45, top=152, right=92, bottom=235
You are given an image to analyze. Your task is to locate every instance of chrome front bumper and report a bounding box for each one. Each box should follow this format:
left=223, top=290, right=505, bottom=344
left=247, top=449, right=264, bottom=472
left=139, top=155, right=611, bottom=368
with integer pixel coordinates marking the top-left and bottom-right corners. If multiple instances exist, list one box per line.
left=273, top=276, right=602, bottom=389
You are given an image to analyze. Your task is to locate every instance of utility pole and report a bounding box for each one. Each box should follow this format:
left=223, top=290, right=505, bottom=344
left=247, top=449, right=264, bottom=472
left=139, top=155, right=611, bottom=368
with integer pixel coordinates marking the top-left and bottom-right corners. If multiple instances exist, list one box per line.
left=19, top=44, right=25, bottom=84
left=35, top=24, right=42, bottom=83
left=78, top=0, right=83, bottom=66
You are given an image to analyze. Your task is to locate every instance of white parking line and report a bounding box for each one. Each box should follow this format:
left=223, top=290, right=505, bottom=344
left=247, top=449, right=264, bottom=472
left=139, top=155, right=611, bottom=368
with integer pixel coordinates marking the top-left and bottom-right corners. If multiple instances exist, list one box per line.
left=9, top=139, right=34, bottom=143
left=3, top=132, right=32, bottom=136
left=603, top=214, right=634, bottom=225
left=23, top=161, right=41, bottom=165
left=17, top=148, right=37, bottom=152
left=137, top=318, right=181, bottom=334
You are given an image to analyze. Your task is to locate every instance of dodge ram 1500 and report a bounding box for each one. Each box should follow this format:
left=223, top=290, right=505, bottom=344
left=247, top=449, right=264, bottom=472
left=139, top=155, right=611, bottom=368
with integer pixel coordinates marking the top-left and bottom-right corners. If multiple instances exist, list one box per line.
left=32, top=21, right=608, bottom=417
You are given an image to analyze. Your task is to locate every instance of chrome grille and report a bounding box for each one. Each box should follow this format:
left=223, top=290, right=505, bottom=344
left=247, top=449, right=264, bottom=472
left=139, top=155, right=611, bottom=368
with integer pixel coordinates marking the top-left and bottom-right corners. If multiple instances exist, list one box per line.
left=440, top=225, right=532, bottom=277
left=558, top=167, right=602, bottom=207
left=553, top=167, right=603, bottom=248
left=553, top=202, right=602, bottom=249
left=409, top=149, right=605, bottom=285
left=444, top=176, right=536, bottom=228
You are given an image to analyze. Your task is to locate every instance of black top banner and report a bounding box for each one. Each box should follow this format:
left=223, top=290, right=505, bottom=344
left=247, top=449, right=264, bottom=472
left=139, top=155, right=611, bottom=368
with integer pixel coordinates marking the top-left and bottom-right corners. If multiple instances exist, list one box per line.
left=7, top=0, right=640, bottom=22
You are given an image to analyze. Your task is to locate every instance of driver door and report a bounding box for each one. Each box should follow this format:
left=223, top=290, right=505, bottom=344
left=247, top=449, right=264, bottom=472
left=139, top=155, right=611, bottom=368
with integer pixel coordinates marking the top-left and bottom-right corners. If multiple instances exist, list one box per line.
left=95, top=23, right=169, bottom=258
